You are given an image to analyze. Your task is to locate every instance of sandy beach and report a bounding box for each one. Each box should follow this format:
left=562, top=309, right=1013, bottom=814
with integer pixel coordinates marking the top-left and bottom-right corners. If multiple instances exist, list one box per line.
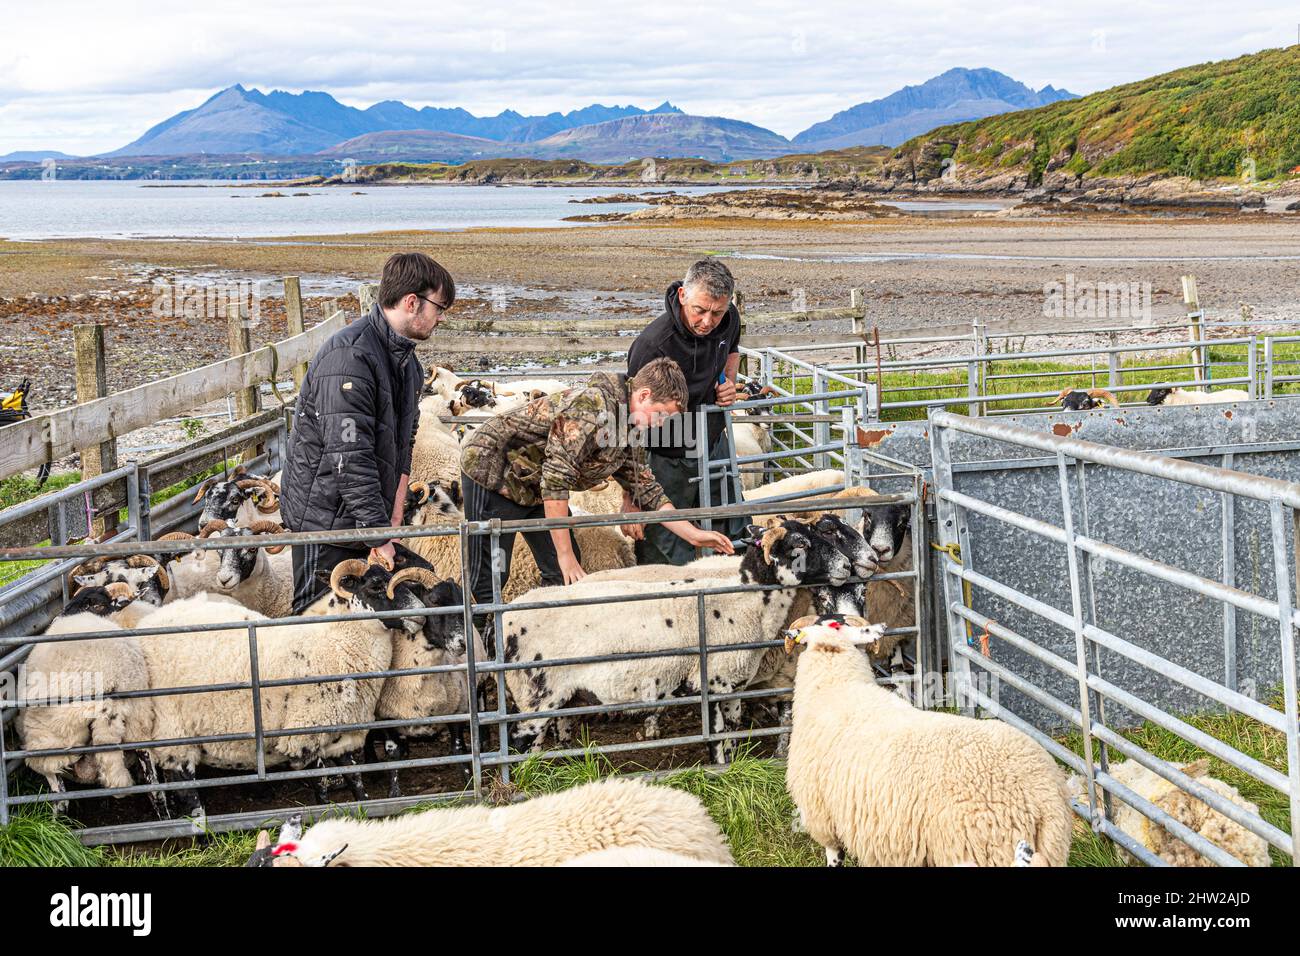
left=3, top=211, right=1299, bottom=412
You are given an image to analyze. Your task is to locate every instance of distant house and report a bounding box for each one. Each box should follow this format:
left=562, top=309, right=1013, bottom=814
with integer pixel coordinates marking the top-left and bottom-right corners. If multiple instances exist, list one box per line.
left=729, top=167, right=746, bottom=176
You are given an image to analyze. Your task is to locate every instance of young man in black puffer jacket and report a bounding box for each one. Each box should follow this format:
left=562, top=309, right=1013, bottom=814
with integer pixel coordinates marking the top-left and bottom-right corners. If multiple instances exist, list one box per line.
left=279, top=252, right=452, bottom=613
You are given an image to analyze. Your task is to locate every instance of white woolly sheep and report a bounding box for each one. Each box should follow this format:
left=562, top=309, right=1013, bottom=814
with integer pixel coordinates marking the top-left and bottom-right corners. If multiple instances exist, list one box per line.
left=191, top=467, right=281, bottom=527
left=1145, top=387, right=1252, bottom=406
left=1103, top=757, right=1271, bottom=867
left=248, top=777, right=731, bottom=867
left=502, top=519, right=853, bottom=762
left=558, top=846, right=732, bottom=866
left=411, top=394, right=465, bottom=485
left=367, top=565, right=489, bottom=797
left=160, top=519, right=293, bottom=617
left=785, top=617, right=1073, bottom=867
left=401, top=479, right=635, bottom=605
left=132, top=560, right=432, bottom=818
left=15, top=589, right=163, bottom=818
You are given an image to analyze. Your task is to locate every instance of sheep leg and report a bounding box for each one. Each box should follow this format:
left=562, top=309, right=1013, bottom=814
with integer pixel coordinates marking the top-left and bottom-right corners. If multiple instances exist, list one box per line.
left=450, top=723, right=471, bottom=785
left=824, top=846, right=846, bottom=867
left=337, top=751, right=369, bottom=802
left=774, top=701, right=794, bottom=759
left=379, top=731, right=408, bottom=799
left=709, top=694, right=742, bottom=765
left=134, top=750, right=168, bottom=820
left=641, top=713, right=660, bottom=741
left=309, top=757, right=332, bottom=805
left=42, top=772, right=69, bottom=817
left=555, top=716, right=575, bottom=745
left=164, top=764, right=204, bottom=822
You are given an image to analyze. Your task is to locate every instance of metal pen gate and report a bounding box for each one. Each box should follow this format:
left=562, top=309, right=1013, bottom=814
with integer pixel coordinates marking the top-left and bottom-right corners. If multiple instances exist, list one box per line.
left=929, top=410, right=1299, bottom=866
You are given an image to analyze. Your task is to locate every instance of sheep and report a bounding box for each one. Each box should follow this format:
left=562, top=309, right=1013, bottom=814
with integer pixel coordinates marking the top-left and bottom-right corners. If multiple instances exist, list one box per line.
left=743, top=468, right=846, bottom=504
left=1102, top=758, right=1270, bottom=867
left=411, top=394, right=464, bottom=485
left=247, top=777, right=731, bottom=867
left=67, top=554, right=171, bottom=607
left=367, top=565, right=488, bottom=797
left=401, top=479, right=635, bottom=609
left=14, top=586, right=164, bottom=818
left=191, top=467, right=281, bottom=527
left=423, top=364, right=467, bottom=400
left=582, top=513, right=875, bottom=755
left=131, top=559, right=432, bottom=818
left=558, top=846, right=732, bottom=866
left=753, top=483, right=916, bottom=671
left=1046, top=388, right=1119, bottom=411
left=159, top=519, right=294, bottom=617
left=1146, top=387, right=1252, bottom=406
left=784, top=617, right=1073, bottom=867
left=502, top=519, right=854, bottom=763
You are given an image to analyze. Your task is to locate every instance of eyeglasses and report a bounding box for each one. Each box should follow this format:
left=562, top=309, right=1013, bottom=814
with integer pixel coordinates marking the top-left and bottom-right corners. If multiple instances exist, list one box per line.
left=417, top=294, right=451, bottom=316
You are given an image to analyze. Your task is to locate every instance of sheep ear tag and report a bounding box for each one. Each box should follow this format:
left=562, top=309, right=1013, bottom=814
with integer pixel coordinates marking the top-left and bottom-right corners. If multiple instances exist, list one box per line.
left=782, top=628, right=807, bottom=655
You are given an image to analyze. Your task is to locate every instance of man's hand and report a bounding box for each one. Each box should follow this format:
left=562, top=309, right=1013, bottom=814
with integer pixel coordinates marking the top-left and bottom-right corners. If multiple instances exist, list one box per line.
left=619, top=490, right=643, bottom=539
left=370, top=541, right=396, bottom=571
left=689, top=529, right=735, bottom=554
left=715, top=378, right=737, bottom=406
left=559, top=553, right=587, bottom=585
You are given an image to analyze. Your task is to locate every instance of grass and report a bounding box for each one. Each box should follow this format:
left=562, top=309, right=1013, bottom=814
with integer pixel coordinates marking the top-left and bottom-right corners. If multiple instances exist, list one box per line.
left=3, top=691, right=1291, bottom=866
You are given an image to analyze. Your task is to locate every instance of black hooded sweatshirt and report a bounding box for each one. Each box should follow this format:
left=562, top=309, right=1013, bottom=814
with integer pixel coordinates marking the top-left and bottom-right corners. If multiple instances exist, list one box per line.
left=627, top=281, right=741, bottom=459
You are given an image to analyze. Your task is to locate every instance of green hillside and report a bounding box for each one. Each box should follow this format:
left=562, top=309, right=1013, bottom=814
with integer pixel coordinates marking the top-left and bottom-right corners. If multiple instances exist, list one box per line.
left=893, top=45, right=1300, bottom=184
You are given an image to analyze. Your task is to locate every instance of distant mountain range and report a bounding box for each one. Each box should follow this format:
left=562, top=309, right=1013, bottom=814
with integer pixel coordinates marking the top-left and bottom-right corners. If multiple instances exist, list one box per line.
left=793, top=68, right=1076, bottom=149
left=0, top=149, right=75, bottom=162
left=17, top=68, right=1076, bottom=167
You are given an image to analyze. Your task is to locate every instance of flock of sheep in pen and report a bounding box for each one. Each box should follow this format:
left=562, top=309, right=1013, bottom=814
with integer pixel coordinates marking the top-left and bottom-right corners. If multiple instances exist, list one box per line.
left=12, top=368, right=1273, bottom=866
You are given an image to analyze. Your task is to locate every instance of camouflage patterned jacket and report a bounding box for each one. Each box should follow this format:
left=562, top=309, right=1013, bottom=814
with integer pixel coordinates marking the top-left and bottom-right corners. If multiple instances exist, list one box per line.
left=460, top=371, right=670, bottom=510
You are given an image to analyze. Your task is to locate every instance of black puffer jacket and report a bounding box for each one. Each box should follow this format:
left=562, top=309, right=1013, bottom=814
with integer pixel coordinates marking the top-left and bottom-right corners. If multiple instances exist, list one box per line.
left=280, top=305, right=422, bottom=547
left=627, top=281, right=741, bottom=458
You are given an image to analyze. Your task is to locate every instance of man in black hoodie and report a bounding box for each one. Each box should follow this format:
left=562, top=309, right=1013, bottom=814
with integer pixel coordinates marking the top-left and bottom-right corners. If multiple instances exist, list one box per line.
left=627, top=258, right=743, bottom=565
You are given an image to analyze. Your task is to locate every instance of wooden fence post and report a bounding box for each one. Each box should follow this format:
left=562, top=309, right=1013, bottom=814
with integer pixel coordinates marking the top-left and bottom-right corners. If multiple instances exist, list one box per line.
left=73, top=323, right=118, bottom=537
left=283, top=276, right=307, bottom=389
left=851, top=288, right=865, bottom=367
left=733, top=289, right=747, bottom=377
left=227, top=301, right=261, bottom=462
left=1182, top=274, right=1206, bottom=383
left=359, top=283, right=378, bottom=315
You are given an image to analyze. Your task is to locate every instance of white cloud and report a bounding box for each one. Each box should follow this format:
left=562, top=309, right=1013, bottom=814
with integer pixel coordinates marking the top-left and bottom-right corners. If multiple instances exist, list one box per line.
left=0, top=0, right=1293, bottom=154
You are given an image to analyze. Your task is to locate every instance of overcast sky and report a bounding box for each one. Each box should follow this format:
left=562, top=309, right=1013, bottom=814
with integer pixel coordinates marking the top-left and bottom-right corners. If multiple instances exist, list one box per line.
left=0, top=0, right=1294, bottom=154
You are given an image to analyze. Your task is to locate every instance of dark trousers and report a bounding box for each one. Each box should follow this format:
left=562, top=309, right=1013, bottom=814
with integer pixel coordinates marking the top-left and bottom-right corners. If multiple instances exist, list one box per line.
left=637, top=436, right=747, bottom=566
left=290, top=539, right=434, bottom=615
left=461, top=473, right=581, bottom=651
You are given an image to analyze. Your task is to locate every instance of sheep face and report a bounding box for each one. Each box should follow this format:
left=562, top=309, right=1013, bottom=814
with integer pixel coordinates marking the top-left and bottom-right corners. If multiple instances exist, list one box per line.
left=1060, top=390, right=1098, bottom=411
left=410, top=579, right=470, bottom=656
left=71, top=560, right=169, bottom=607
left=197, top=478, right=252, bottom=526
left=786, top=618, right=888, bottom=657
left=405, top=480, right=463, bottom=525
left=810, top=513, right=878, bottom=580
left=62, top=585, right=134, bottom=618
left=1146, top=387, right=1174, bottom=406
left=745, top=520, right=852, bottom=588
left=862, top=504, right=911, bottom=564
left=328, top=564, right=429, bottom=635
left=206, top=526, right=261, bottom=591
left=457, top=381, right=497, bottom=409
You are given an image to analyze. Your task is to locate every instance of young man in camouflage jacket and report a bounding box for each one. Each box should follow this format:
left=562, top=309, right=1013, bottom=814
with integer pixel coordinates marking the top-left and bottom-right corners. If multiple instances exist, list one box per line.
left=459, top=357, right=734, bottom=643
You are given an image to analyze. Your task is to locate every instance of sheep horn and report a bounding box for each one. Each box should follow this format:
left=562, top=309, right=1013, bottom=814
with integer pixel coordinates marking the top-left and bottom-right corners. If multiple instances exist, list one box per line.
left=841, top=615, right=871, bottom=628
left=237, top=478, right=281, bottom=513
left=760, top=526, right=786, bottom=564
left=199, top=520, right=231, bottom=538
left=1088, top=389, right=1120, bottom=408
left=255, top=830, right=271, bottom=851
left=329, top=559, right=370, bottom=600
left=156, top=531, right=197, bottom=561
left=788, top=615, right=818, bottom=631
left=409, top=480, right=430, bottom=504
left=248, top=520, right=288, bottom=554
left=190, top=477, right=217, bottom=504
left=127, top=555, right=170, bottom=592
left=386, top=566, right=442, bottom=598
left=68, top=556, right=110, bottom=582
left=1044, top=388, right=1073, bottom=406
